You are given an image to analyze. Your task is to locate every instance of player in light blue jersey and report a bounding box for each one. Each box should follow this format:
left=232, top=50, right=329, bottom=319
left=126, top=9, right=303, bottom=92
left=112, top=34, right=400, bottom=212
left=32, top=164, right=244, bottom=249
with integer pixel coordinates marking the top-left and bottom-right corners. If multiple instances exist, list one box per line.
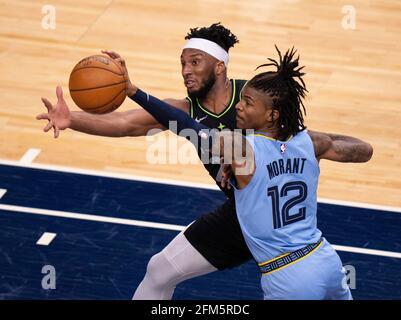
left=218, top=46, right=373, bottom=299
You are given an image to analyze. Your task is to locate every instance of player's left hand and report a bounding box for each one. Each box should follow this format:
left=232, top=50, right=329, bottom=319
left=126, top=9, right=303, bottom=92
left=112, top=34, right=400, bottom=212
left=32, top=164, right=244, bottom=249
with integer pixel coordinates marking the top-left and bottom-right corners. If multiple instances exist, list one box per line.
left=220, top=164, right=232, bottom=189
left=101, top=50, right=137, bottom=96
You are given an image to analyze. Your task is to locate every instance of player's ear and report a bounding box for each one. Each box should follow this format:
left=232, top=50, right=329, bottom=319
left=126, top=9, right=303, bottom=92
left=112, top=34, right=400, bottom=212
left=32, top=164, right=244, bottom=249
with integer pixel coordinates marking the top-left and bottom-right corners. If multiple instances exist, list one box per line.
left=268, top=109, right=280, bottom=123
left=271, top=109, right=280, bottom=122
left=215, top=61, right=226, bottom=75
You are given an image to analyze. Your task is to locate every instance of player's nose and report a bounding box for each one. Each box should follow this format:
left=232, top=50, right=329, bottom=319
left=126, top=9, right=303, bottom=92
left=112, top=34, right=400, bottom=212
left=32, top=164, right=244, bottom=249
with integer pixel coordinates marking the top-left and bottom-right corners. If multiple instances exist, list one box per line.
left=235, top=100, right=244, bottom=111
left=182, top=64, right=192, bottom=77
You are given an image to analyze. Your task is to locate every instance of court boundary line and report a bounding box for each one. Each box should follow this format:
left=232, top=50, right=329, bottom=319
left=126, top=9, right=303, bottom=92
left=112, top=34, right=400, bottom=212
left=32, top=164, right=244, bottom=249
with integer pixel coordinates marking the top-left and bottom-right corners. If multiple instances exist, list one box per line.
left=1, top=203, right=400, bottom=259
left=0, top=159, right=400, bottom=213
left=0, top=203, right=185, bottom=232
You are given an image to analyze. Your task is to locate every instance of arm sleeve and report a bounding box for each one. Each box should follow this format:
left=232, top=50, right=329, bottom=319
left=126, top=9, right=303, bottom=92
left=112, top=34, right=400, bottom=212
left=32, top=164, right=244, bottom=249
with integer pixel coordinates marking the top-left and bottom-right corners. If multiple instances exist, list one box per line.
left=129, top=88, right=216, bottom=157
left=129, top=89, right=208, bottom=135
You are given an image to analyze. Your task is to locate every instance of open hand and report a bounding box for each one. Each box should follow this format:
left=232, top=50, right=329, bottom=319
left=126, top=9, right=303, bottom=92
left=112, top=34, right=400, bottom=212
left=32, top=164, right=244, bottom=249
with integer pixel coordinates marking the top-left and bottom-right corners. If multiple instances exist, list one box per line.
left=36, top=86, right=71, bottom=138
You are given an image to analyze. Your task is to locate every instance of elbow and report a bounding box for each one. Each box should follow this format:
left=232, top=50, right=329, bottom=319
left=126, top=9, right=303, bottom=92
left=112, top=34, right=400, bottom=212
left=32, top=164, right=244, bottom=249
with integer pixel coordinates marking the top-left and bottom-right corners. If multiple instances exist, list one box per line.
left=366, top=143, right=374, bottom=161
left=361, top=143, right=373, bottom=162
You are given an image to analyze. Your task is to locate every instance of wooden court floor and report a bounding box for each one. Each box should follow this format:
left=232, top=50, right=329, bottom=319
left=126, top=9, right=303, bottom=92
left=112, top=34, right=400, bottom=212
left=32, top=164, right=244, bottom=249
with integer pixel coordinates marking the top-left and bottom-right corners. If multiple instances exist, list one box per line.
left=0, top=0, right=400, bottom=206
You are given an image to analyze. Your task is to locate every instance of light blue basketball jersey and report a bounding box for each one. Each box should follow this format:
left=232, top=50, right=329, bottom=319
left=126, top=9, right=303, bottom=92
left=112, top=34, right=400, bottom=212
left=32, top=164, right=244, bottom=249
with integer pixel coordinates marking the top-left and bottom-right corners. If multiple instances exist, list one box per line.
left=233, top=130, right=322, bottom=264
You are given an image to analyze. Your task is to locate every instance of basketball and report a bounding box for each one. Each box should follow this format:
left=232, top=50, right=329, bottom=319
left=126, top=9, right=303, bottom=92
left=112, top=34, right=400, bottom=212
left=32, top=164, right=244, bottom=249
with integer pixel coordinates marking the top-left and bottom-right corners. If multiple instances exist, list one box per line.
left=69, top=55, right=127, bottom=114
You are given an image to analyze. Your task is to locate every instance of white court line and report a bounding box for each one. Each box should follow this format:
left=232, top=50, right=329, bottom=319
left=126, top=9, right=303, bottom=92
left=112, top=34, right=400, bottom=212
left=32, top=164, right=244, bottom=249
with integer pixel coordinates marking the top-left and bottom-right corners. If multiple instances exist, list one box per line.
left=331, top=245, right=401, bottom=259
left=0, top=159, right=217, bottom=191
left=36, top=232, right=57, bottom=246
left=0, top=189, right=7, bottom=199
left=0, top=203, right=185, bottom=232
left=0, top=159, right=400, bottom=213
left=0, top=203, right=400, bottom=259
left=19, top=149, right=41, bottom=164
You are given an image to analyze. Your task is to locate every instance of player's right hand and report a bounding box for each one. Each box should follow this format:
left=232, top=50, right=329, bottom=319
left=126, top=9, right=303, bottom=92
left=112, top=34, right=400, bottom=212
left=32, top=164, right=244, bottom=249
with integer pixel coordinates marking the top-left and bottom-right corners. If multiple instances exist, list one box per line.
left=37, top=86, right=71, bottom=138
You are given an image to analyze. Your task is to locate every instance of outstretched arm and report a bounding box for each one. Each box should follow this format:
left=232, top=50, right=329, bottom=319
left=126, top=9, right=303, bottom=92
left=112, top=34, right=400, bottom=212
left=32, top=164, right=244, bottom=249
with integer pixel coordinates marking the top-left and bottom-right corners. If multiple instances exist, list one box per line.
left=37, top=87, right=187, bottom=138
left=37, top=50, right=189, bottom=138
left=308, top=130, right=373, bottom=162
left=129, top=88, right=209, bottom=137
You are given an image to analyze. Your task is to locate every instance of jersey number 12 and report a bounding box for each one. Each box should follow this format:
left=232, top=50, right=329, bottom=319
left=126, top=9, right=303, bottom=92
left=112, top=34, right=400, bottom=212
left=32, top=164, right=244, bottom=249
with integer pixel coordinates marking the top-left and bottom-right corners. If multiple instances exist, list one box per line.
left=267, top=181, right=307, bottom=229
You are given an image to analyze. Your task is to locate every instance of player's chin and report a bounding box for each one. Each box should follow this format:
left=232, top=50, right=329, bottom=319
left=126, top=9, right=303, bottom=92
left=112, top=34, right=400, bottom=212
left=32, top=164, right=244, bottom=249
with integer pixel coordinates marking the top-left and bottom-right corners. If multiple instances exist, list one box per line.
left=236, top=117, right=246, bottom=129
left=186, top=86, right=199, bottom=95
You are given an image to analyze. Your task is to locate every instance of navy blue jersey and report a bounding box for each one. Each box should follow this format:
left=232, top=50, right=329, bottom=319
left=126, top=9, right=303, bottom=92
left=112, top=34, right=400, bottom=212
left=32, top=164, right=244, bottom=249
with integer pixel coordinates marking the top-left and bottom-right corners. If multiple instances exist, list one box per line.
left=186, top=79, right=247, bottom=197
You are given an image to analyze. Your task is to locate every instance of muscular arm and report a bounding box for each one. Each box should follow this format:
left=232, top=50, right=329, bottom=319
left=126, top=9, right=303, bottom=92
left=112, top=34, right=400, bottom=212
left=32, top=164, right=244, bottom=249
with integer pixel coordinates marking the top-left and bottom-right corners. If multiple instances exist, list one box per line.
left=38, top=48, right=190, bottom=139
left=69, top=98, right=189, bottom=137
left=308, top=130, right=373, bottom=162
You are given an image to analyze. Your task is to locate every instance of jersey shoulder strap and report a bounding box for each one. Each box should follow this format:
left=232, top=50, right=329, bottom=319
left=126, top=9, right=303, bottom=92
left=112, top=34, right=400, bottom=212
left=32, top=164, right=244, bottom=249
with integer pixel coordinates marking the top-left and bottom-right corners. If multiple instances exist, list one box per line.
left=185, top=96, right=194, bottom=117
left=234, top=79, right=247, bottom=100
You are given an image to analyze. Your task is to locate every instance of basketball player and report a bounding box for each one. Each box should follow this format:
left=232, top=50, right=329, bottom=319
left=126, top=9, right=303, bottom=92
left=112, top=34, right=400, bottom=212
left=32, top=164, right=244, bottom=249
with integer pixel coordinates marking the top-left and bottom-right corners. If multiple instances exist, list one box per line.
left=123, top=46, right=373, bottom=299
left=37, top=24, right=372, bottom=299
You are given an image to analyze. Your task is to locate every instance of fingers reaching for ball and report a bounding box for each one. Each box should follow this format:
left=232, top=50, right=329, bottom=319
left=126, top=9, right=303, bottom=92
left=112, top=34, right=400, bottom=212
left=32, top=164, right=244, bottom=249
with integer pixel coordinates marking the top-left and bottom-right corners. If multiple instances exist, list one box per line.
left=102, top=50, right=120, bottom=60
left=56, top=85, right=65, bottom=103
left=36, top=113, right=50, bottom=121
left=41, top=97, right=53, bottom=112
left=43, top=120, right=53, bottom=133
left=102, top=50, right=127, bottom=69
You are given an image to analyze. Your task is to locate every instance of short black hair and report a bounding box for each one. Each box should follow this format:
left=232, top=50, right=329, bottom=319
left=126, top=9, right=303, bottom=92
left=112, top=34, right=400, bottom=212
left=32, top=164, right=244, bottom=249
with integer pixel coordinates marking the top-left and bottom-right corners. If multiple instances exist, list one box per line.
left=185, top=22, right=239, bottom=52
left=247, top=46, right=308, bottom=139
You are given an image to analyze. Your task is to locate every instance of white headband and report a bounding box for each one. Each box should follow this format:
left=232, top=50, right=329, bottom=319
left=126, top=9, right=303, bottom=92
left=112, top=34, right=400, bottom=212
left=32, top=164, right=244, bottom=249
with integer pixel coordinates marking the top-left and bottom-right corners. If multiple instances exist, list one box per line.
left=183, top=38, right=229, bottom=66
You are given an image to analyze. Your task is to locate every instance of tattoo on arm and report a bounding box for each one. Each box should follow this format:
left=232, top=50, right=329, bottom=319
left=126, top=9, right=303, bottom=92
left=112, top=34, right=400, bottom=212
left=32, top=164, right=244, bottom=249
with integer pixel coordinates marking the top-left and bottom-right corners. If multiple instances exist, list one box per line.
left=324, top=133, right=373, bottom=163
left=309, top=130, right=372, bottom=163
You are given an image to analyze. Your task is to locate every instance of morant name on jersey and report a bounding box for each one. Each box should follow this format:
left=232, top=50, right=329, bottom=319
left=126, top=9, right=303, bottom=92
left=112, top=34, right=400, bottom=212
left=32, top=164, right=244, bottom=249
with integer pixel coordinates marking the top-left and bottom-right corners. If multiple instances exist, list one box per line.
left=266, top=158, right=307, bottom=180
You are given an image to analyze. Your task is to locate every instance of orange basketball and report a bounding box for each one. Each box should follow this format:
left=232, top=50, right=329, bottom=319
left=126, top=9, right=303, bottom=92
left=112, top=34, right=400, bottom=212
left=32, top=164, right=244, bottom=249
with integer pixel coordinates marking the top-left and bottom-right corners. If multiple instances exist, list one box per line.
left=69, top=55, right=127, bottom=114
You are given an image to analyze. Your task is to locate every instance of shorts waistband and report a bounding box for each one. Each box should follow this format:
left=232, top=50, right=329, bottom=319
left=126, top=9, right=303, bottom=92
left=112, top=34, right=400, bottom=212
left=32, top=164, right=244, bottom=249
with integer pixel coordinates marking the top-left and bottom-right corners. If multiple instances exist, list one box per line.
left=258, top=238, right=324, bottom=275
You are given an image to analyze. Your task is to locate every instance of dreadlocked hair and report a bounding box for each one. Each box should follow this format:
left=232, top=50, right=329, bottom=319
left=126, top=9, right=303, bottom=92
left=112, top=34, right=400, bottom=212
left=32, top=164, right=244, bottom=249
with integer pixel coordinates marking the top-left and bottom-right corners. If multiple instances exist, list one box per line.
left=247, top=45, right=308, bottom=139
left=185, top=22, right=239, bottom=52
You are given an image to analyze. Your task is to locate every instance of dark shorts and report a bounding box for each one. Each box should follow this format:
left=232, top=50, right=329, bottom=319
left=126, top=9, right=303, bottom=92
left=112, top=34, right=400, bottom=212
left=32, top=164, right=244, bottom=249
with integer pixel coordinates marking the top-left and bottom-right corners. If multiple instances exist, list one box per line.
left=184, top=197, right=253, bottom=270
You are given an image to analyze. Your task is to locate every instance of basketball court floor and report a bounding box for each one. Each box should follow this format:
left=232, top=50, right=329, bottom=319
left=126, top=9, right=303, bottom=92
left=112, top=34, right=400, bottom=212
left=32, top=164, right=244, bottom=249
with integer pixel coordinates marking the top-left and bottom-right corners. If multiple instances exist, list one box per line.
left=0, top=0, right=400, bottom=300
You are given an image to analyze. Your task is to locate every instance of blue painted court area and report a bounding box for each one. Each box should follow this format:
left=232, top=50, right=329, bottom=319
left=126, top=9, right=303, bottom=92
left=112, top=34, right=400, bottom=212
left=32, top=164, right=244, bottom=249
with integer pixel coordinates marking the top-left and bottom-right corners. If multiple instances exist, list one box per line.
left=0, top=163, right=400, bottom=299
